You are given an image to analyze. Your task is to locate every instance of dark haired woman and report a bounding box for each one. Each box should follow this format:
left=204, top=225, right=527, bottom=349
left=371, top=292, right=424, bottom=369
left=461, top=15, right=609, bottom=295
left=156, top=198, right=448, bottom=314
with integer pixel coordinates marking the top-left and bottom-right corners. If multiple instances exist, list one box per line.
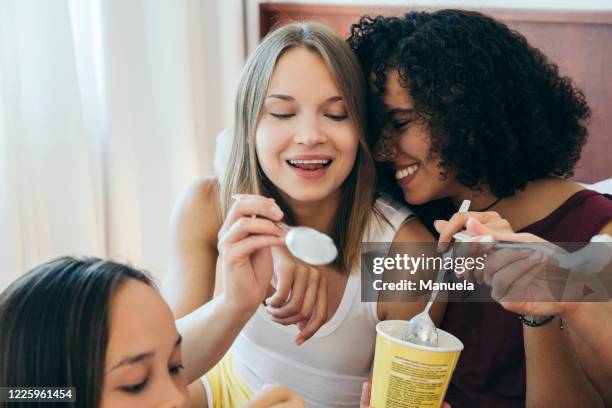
left=348, top=9, right=612, bottom=407
left=0, top=257, right=304, bottom=407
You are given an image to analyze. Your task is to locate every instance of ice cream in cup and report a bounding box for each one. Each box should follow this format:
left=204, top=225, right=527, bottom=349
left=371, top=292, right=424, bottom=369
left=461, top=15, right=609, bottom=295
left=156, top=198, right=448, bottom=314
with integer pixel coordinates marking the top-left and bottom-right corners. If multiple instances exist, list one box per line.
left=371, top=320, right=463, bottom=408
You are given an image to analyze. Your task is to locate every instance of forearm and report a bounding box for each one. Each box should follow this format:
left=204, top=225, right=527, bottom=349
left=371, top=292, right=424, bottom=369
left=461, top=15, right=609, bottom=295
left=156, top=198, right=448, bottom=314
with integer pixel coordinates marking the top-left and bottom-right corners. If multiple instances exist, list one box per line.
left=177, top=294, right=254, bottom=383
left=523, top=317, right=604, bottom=407
left=562, top=302, right=612, bottom=375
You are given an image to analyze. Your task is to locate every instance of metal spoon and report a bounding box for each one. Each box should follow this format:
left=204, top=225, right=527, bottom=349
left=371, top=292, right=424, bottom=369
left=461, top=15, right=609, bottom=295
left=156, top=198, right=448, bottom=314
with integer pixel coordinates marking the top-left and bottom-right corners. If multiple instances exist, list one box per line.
left=230, top=196, right=338, bottom=266
left=401, top=200, right=471, bottom=346
left=281, top=223, right=338, bottom=266
left=453, top=231, right=612, bottom=273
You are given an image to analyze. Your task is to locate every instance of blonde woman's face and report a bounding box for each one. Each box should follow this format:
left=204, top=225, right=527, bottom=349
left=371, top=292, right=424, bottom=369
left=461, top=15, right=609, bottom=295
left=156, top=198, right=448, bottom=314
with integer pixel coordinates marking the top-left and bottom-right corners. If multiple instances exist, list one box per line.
left=100, top=279, right=188, bottom=408
left=256, top=47, right=358, bottom=204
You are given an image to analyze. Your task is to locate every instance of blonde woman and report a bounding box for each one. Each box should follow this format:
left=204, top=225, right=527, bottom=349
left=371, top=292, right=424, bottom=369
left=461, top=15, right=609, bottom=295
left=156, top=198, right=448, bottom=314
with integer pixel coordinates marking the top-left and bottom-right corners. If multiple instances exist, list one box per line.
left=164, top=22, right=440, bottom=407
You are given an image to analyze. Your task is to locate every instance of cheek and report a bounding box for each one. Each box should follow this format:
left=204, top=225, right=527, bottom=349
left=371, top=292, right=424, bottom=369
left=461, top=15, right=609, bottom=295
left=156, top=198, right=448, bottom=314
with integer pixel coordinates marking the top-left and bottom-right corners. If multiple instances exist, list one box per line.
left=332, top=126, right=359, bottom=164
left=394, top=123, right=431, bottom=160
left=341, top=137, right=359, bottom=165
left=255, top=123, right=285, bottom=165
left=174, top=371, right=188, bottom=393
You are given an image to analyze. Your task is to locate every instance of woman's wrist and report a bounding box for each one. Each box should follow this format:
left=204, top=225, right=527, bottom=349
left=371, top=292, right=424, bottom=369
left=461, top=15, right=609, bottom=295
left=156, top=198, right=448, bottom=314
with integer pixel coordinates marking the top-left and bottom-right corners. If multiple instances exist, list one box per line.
left=556, top=302, right=586, bottom=322
left=218, top=293, right=259, bottom=323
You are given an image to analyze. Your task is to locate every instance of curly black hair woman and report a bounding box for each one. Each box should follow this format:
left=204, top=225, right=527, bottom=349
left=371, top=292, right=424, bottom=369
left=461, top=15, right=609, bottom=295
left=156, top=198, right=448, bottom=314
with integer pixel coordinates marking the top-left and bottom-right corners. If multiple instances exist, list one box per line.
left=349, top=9, right=612, bottom=407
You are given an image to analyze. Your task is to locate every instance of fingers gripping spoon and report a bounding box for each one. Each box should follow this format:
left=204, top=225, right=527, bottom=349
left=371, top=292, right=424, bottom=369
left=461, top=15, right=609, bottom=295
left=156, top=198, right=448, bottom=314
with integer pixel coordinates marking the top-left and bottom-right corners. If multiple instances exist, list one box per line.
left=231, top=195, right=338, bottom=266
left=401, top=200, right=471, bottom=346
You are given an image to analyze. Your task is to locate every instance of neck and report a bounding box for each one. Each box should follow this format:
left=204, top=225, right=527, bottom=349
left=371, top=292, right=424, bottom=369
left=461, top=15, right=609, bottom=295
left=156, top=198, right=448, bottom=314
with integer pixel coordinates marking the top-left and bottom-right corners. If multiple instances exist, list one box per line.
left=283, top=190, right=341, bottom=234
left=451, top=185, right=501, bottom=212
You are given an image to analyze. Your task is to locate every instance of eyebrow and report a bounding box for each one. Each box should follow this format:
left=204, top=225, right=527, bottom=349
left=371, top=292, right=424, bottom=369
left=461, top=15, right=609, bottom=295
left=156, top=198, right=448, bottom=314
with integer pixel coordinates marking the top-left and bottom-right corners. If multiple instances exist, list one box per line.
left=266, top=94, right=343, bottom=103
left=110, top=335, right=182, bottom=372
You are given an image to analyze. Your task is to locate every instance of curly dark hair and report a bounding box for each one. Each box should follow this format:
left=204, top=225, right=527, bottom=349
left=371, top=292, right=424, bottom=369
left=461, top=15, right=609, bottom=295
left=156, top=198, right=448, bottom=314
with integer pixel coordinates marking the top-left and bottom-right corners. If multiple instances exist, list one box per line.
left=348, top=9, right=591, bottom=198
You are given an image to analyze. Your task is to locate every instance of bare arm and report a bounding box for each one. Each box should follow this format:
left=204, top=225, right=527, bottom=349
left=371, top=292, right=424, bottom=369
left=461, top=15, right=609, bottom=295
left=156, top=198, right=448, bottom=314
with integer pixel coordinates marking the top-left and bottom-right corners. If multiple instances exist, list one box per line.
left=163, top=178, right=234, bottom=382
left=163, top=177, right=221, bottom=317
left=522, top=318, right=604, bottom=407
left=377, top=219, right=446, bottom=325
left=439, top=213, right=608, bottom=407
left=564, top=302, right=612, bottom=404
left=163, top=181, right=286, bottom=383
left=563, top=220, right=612, bottom=405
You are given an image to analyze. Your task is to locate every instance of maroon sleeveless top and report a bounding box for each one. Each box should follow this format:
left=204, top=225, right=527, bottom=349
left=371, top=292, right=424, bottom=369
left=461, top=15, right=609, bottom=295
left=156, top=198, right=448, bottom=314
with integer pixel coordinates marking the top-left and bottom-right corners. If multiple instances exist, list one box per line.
left=439, top=189, right=612, bottom=407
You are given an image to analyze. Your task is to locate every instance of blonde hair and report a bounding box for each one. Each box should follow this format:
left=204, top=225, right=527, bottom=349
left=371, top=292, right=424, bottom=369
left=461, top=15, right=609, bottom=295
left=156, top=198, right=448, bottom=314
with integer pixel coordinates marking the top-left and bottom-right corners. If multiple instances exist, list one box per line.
left=220, top=22, right=376, bottom=272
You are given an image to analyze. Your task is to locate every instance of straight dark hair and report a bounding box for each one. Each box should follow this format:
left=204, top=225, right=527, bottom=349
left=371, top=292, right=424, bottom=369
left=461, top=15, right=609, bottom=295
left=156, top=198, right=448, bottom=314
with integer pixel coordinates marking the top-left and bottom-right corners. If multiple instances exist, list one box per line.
left=0, top=257, right=154, bottom=408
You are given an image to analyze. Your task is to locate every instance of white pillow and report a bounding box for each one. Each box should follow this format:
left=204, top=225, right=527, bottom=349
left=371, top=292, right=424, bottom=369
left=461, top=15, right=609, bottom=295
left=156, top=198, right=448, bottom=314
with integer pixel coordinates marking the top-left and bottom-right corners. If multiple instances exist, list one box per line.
left=581, top=178, right=612, bottom=195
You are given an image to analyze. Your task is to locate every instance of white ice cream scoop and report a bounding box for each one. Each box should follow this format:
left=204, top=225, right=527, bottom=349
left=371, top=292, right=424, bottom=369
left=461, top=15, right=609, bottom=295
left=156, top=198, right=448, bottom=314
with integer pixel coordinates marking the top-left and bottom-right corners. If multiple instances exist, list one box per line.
left=281, top=223, right=338, bottom=266
left=231, top=195, right=338, bottom=266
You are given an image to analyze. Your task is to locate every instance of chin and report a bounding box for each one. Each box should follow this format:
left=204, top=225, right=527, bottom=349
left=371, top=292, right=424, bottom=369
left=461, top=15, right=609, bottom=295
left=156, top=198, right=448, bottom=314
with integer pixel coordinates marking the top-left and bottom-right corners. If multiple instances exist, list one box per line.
left=280, top=184, right=338, bottom=203
left=401, top=189, right=435, bottom=206
left=286, top=190, right=333, bottom=203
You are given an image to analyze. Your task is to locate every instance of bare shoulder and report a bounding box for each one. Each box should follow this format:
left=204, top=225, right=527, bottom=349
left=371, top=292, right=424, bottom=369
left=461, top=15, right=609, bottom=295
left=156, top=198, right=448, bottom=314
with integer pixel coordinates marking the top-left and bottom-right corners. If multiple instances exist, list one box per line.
left=171, top=176, right=223, bottom=246
left=528, top=178, right=584, bottom=204
left=392, top=218, right=436, bottom=243
left=599, top=220, right=612, bottom=235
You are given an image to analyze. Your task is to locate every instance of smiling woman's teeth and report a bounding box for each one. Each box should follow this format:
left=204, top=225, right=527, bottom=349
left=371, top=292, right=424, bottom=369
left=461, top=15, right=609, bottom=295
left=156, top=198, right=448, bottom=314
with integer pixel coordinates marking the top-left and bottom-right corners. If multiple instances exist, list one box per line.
left=288, top=159, right=330, bottom=165
left=288, top=159, right=331, bottom=171
left=395, top=164, right=419, bottom=179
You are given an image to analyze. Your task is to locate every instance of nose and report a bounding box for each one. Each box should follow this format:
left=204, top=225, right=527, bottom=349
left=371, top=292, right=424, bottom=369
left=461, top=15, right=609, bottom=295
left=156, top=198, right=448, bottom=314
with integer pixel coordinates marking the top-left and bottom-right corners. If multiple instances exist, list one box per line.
left=160, top=378, right=189, bottom=408
left=294, top=113, right=325, bottom=146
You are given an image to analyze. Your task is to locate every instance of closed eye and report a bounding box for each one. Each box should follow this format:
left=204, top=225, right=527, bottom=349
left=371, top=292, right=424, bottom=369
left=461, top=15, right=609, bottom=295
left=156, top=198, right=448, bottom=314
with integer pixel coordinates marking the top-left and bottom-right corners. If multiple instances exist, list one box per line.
left=325, top=114, right=348, bottom=121
left=121, top=379, right=147, bottom=394
left=270, top=113, right=295, bottom=119
left=391, top=120, right=413, bottom=130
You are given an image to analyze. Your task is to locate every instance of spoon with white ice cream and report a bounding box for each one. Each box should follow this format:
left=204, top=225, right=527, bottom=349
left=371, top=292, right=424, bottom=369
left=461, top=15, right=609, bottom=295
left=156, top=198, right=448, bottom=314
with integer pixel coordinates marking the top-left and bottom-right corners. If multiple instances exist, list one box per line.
left=401, top=200, right=471, bottom=346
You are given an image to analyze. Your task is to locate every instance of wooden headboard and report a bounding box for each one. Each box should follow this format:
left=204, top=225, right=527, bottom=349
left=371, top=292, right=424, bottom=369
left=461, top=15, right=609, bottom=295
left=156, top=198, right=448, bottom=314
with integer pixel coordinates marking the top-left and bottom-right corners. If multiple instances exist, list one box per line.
left=260, top=3, right=612, bottom=183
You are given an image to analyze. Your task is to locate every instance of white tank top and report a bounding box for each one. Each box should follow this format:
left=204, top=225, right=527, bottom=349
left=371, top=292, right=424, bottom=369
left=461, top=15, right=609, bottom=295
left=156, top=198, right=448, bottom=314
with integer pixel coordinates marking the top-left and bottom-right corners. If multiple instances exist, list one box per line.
left=232, top=196, right=414, bottom=407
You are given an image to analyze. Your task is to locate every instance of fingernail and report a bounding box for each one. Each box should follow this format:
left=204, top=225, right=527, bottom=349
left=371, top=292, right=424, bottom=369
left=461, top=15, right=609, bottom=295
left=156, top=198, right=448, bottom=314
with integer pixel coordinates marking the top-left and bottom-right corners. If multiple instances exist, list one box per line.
left=271, top=206, right=283, bottom=217
left=296, top=338, right=304, bottom=345
left=479, top=235, right=493, bottom=243
left=437, top=242, right=448, bottom=252
left=528, top=251, right=542, bottom=261
left=434, top=220, right=444, bottom=232
left=466, top=217, right=478, bottom=228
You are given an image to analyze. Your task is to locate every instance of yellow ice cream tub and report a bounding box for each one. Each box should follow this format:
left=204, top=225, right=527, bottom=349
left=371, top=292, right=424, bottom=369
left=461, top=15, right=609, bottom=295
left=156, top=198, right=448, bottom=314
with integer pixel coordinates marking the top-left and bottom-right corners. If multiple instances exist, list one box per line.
left=371, top=320, right=463, bottom=408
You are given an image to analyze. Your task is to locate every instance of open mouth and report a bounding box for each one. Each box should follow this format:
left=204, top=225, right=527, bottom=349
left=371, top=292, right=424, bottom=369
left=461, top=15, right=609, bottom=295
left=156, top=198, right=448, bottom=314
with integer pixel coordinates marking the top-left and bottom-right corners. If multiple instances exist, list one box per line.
left=395, top=163, right=418, bottom=180
left=287, top=159, right=332, bottom=171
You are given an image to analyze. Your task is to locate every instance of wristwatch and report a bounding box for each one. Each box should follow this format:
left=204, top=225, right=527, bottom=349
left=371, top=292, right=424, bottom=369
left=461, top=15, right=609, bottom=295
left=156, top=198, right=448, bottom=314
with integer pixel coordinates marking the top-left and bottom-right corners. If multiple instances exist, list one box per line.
left=518, top=314, right=555, bottom=327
